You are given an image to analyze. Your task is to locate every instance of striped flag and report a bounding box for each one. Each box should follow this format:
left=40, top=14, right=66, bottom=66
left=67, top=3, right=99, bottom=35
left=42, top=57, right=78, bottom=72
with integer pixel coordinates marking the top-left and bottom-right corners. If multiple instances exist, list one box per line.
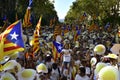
left=74, top=29, right=81, bottom=41
left=0, top=34, right=4, bottom=60
left=23, top=7, right=32, bottom=27
left=52, top=41, right=63, bottom=62
left=61, top=25, right=69, bottom=36
left=23, top=0, right=33, bottom=27
left=30, top=16, right=42, bottom=53
left=88, top=23, right=95, bottom=32
left=53, top=26, right=61, bottom=39
left=0, top=20, right=24, bottom=60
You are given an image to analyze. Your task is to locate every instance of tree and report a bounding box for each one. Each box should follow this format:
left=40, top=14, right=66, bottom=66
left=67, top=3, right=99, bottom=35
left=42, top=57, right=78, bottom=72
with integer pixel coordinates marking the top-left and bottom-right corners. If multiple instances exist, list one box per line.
left=0, top=0, right=58, bottom=27
left=65, top=0, right=120, bottom=26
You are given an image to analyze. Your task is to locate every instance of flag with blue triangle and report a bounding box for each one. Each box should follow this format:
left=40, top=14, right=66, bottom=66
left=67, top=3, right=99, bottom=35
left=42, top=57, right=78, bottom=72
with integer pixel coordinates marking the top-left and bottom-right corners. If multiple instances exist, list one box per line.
left=2, top=20, right=24, bottom=55
left=52, top=41, right=63, bottom=61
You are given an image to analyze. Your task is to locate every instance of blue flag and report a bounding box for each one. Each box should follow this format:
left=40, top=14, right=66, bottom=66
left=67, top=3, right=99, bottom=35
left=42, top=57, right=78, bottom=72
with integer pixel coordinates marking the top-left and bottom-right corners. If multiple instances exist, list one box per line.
left=53, top=41, right=63, bottom=53
left=6, top=21, right=24, bottom=48
left=77, top=29, right=81, bottom=35
left=29, top=0, right=33, bottom=7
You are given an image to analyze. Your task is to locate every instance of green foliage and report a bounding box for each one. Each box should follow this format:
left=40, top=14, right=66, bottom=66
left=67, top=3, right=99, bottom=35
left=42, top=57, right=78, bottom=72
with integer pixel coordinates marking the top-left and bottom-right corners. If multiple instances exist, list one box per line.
left=0, top=0, right=58, bottom=26
left=65, top=0, right=120, bottom=26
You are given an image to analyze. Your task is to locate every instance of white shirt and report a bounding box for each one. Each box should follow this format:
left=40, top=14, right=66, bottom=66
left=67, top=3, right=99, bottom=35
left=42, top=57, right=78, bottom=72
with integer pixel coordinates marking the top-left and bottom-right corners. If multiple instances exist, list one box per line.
left=50, top=68, right=59, bottom=80
left=86, top=67, right=90, bottom=75
left=62, top=49, right=72, bottom=62
left=75, top=74, right=90, bottom=80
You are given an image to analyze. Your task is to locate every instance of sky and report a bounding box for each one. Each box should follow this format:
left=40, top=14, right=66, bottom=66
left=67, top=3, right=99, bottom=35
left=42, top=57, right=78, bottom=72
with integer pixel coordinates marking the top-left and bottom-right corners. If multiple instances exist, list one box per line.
left=54, top=0, right=76, bottom=19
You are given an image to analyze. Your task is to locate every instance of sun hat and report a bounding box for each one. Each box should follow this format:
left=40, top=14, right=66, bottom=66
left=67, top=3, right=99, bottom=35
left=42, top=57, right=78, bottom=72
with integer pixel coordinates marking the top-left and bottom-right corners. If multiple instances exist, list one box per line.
left=18, top=69, right=36, bottom=80
left=105, top=53, right=118, bottom=59
left=98, top=66, right=119, bottom=80
left=95, top=62, right=107, bottom=75
left=0, top=72, right=16, bottom=80
left=94, top=44, right=106, bottom=55
left=36, top=63, right=48, bottom=73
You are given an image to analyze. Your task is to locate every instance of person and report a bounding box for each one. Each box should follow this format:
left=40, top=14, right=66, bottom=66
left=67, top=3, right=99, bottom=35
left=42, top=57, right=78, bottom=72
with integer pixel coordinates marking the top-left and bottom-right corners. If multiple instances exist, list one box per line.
left=50, top=63, right=60, bottom=80
left=61, top=43, right=73, bottom=79
left=75, top=66, right=90, bottom=80
left=25, top=47, right=35, bottom=69
left=45, top=54, right=53, bottom=71
left=36, top=56, right=44, bottom=66
left=104, top=53, right=118, bottom=69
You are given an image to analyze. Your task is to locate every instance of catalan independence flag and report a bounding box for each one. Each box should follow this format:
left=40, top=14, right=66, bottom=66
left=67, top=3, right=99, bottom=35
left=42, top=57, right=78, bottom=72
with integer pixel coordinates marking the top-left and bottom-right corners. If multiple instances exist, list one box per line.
left=53, top=26, right=61, bottom=39
left=23, top=7, right=32, bottom=27
left=23, top=0, right=33, bottom=27
left=74, top=29, right=81, bottom=41
left=30, top=16, right=42, bottom=53
left=0, top=20, right=24, bottom=60
left=52, top=41, right=63, bottom=62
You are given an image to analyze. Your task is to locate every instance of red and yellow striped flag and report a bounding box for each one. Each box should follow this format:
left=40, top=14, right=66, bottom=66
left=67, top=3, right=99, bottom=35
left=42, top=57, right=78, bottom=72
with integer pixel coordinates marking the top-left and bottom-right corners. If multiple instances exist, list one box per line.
left=23, top=7, right=32, bottom=27
left=53, top=26, right=61, bottom=39
left=30, top=16, right=42, bottom=53
left=0, top=34, right=4, bottom=60
left=0, top=20, right=24, bottom=60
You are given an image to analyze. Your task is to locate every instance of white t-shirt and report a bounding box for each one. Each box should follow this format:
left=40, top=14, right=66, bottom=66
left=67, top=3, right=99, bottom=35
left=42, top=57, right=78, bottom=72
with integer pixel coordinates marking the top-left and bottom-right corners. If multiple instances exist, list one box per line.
left=75, top=60, right=81, bottom=66
left=62, top=49, right=72, bottom=62
left=86, top=67, right=90, bottom=75
left=75, top=74, right=90, bottom=80
left=50, top=68, right=59, bottom=80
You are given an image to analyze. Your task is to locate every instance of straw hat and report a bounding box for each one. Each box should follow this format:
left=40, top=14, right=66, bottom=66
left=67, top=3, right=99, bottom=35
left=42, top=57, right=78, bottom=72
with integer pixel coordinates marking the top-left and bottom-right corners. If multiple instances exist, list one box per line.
left=98, top=66, right=119, bottom=80
left=3, top=60, right=21, bottom=72
left=104, top=53, right=118, bottom=59
left=18, top=69, right=36, bottom=80
left=36, top=63, right=48, bottom=73
left=0, top=72, right=16, bottom=80
left=94, top=44, right=106, bottom=55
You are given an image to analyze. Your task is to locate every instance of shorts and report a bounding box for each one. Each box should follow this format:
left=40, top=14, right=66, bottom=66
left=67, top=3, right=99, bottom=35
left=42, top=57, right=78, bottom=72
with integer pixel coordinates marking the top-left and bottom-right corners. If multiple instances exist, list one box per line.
left=62, top=62, right=70, bottom=68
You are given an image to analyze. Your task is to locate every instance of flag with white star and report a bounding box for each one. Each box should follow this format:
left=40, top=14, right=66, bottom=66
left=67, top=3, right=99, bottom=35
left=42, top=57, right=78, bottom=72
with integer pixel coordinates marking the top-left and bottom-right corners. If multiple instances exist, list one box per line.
left=6, top=21, right=24, bottom=48
left=1, top=20, right=24, bottom=56
left=53, top=41, right=63, bottom=53
left=52, top=41, right=63, bottom=61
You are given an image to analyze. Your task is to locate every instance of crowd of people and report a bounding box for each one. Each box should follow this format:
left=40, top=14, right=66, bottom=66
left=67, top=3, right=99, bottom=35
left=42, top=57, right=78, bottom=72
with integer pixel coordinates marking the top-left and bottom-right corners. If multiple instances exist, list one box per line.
left=0, top=24, right=120, bottom=80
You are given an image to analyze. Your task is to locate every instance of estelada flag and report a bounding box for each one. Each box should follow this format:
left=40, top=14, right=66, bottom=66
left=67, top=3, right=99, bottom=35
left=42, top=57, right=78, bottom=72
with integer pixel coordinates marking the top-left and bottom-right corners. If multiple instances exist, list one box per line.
left=0, top=20, right=24, bottom=60
left=23, top=0, right=33, bottom=27
left=52, top=41, right=63, bottom=62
